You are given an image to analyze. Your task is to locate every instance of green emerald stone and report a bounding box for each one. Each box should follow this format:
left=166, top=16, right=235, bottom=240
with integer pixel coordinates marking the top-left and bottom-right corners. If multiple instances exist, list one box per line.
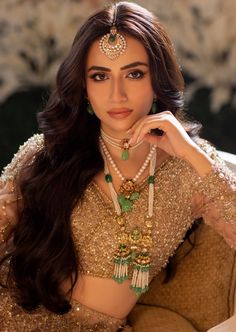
left=131, top=250, right=136, bottom=260
left=118, top=195, right=133, bottom=212
left=130, top=192, right=140, bottom=201
left=108, top=34, right=116, bottom=43
left=121, top=149, right=129, bottom=160
left=118, top=195, right=126, bottom=204
left=148, top=175, right=155, bottom=184
left=105, top=174, right=112, bottom=183
left=122, top=200, right=133, bottom=212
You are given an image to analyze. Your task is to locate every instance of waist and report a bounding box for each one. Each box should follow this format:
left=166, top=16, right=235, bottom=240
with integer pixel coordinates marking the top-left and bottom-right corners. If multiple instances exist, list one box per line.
left=63, top=274, right=139, bottom=319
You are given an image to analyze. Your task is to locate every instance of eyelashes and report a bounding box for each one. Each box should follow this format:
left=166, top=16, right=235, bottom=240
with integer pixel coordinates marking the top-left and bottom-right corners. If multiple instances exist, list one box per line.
left=127, top=70, right=145, bottom=79
left=89, top=73, right=108, bottom=81
left=89, top=70, right=146, bottom=82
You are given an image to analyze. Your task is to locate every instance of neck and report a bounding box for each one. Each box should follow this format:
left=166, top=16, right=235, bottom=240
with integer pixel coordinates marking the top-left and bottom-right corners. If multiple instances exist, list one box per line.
left=100, top=126, right=131, bottom=141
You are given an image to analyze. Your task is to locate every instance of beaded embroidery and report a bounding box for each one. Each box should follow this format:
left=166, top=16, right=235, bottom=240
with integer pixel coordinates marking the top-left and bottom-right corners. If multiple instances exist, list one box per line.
left=0, top=134, right=235, bottom=329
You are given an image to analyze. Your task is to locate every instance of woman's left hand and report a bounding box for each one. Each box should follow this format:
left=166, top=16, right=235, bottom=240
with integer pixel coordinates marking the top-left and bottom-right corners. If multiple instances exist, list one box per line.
left=128, top=111, right=200, bottom=161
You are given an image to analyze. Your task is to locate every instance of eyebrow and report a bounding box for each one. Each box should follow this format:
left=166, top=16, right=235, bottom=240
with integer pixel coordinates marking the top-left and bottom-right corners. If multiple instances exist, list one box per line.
left=87, top=61, right=149, bottom=72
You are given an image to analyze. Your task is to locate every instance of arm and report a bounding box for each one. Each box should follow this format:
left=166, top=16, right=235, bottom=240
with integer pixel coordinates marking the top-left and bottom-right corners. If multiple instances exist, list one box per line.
left=128, top=112, right=236, bottom=248
left=0, top=180, right=20, bottom=244
left=0, top=134, right=44, bottom=245
left=190, top=142, right=236, bottom=248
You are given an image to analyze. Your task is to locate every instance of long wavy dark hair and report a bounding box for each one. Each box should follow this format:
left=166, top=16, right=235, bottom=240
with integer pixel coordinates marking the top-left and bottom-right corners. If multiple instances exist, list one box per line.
left=1, top=1, right=201, bottom=314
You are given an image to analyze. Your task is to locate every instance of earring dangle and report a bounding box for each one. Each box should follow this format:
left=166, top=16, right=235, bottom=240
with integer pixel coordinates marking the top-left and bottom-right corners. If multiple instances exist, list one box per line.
left=87, top=102, right=94, bottom=115
left=151, top=100, right=158, bottom=114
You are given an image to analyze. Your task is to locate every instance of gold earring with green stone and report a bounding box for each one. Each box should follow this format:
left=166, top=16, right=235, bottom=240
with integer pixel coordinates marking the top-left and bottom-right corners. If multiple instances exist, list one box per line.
left=151, top=99, right=158, bottom=114
left=87, top=101, right=94, bottom=115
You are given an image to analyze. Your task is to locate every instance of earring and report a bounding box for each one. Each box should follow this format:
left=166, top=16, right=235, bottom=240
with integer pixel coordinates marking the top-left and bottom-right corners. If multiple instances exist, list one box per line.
left=151, top=99, right=157, bottom=114
left=87, top=102, right=94, bottom=115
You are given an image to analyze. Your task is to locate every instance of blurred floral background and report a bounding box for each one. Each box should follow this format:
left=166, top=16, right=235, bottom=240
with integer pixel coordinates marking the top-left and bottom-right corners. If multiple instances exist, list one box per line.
left=0, top=0, right=236, bottom=171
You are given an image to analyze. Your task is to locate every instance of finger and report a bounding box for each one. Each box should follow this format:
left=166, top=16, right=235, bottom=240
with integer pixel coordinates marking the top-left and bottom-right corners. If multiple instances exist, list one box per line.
left=143, top=133, right=163, bottom=145
left=128, top=116, right=165, bottom=145
left=144, top=133, right=175, bottom=155
left=128, top=112, right=176, bottom=145
left=127, top=112, right=168, bottom=134
left=128, top=118, right=147, bottom=144
left=127, top=115, right=148, bottom=137
left=133, top=119, right=167, bottom=144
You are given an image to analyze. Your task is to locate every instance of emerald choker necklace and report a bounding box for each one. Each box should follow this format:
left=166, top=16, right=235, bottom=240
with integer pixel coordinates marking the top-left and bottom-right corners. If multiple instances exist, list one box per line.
left=100, top=128, right=144, bottom=161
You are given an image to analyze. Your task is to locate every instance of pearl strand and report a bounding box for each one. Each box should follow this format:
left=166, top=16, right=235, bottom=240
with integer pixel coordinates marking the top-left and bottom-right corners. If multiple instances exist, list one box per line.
left=101, top=149, right=122, bottom=215
left=148, top=147, right=156, bottom=217
left=101, top=145, right=157, bottom=217
left=100, top=138, right=125, bottom=181
left=99, top=137, right=157, bottom=183
left=101, top=128, right=143, bottom=150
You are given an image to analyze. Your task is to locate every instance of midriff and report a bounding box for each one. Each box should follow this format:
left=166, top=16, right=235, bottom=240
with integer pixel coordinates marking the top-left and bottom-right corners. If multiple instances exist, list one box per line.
left=62, top=274, right=140, bottom=319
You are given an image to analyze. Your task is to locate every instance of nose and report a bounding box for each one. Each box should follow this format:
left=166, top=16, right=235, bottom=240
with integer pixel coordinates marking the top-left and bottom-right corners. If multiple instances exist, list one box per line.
left=109, top=78, right=128, bottom=103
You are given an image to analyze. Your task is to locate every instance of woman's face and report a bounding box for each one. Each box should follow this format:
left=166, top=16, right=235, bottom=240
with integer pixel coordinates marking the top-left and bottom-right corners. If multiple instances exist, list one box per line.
left=85, top=34, right=155, bottom=137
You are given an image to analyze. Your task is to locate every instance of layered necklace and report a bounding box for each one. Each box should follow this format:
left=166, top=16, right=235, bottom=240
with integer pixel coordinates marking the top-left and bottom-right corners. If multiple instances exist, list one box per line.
left=101, top=128, right=144, bottom=161
left=99, top=135, right=157, bottom=296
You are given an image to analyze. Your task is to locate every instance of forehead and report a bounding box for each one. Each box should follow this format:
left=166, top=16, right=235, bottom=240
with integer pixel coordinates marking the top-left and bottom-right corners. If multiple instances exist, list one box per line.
left=86, top=35, right=149, bottom=68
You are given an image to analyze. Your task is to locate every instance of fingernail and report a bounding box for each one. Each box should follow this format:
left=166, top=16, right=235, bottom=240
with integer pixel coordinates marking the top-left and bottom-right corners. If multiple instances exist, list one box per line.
left=128, top=137, right=134, bottom=145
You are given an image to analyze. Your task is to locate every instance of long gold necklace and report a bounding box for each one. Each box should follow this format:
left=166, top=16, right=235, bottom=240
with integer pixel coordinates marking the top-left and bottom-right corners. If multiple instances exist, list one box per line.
left=100, top=141, right=157, bottom=296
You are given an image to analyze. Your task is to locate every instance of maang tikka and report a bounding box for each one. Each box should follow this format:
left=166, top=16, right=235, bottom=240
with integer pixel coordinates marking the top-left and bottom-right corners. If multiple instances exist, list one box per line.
left=99, top=25, right=127, bottom=60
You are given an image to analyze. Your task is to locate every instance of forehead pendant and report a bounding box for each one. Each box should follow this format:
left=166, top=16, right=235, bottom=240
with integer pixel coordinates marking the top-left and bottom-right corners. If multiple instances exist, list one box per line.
left=99, top=26, right=127, bottom=60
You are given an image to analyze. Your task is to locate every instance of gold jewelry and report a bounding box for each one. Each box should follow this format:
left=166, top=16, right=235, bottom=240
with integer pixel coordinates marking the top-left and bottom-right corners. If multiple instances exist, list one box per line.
left=99, top=26, right=127, bottom=60
left=100, top=140, right=157, bottom=296
left=100, top=128, right=144, bottom=160
left=100, top=137, right=156, bottom=212
left=151, top=99, right=158, bottom=114
left=87, top=101, right=94, bottom=115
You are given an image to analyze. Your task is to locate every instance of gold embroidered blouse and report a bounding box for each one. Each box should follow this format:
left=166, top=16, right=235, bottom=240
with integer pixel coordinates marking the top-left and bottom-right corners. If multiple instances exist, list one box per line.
left=0, top=134, right=235, bottom=331
left=0, top=134, right=235, bottom=281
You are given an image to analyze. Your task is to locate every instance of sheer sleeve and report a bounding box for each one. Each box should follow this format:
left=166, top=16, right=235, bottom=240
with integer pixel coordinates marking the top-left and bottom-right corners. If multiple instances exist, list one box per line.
left=191, top=141, right=236, bottom=249
left=0, top=134, right=44, bottom=245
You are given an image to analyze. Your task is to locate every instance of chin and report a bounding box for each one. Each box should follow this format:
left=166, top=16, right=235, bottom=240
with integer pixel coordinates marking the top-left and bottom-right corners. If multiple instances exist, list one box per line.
left=102, top=124, right=130, bottom=137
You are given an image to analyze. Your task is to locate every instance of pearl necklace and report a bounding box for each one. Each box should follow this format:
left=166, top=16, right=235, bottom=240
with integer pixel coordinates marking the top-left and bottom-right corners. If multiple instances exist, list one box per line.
left=99, top=137, right=156, bottom=183
left=100, top=142, right=157, bottom=296
left=100, top=137, right=157, bottom=213
left=101, top=128, right=144, bottom=160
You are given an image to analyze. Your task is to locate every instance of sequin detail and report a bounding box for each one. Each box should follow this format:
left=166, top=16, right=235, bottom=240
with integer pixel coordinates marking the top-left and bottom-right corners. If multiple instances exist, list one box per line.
left=0, top=286, right=129, bottom=331
left=0, top=135, right=235, bottom=328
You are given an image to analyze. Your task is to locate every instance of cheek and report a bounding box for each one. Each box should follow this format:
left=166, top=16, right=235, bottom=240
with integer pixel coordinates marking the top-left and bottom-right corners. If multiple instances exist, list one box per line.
left=86, top=82, right=106, bottom=104
left=134, top=84, right=154, bottom=111
left=140, top=99, right=153, bottom=115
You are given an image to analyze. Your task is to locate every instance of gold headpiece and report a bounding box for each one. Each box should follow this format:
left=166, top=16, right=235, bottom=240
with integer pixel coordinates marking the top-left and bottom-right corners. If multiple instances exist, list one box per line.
left=99, top=26, right=127, bottom=60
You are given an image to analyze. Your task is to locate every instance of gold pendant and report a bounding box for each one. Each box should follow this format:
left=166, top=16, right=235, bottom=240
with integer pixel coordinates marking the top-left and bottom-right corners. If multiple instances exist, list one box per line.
left=119, top=179, right=136, bottom=198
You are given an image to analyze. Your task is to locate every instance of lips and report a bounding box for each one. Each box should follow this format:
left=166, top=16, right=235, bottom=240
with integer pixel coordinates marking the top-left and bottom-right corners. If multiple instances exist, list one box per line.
left=107, top=108, right=132, bottom=119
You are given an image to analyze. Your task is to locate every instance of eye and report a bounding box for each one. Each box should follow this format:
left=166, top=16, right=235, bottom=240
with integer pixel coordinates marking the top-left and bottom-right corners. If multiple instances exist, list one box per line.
left=89, top=72, right=108, bottom=81
left=127, top=70, right=145, bottom=79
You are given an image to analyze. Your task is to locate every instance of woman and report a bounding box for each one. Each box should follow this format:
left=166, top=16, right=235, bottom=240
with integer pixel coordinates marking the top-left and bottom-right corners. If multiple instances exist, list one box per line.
left=0, top=2, right=235, bottom=331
